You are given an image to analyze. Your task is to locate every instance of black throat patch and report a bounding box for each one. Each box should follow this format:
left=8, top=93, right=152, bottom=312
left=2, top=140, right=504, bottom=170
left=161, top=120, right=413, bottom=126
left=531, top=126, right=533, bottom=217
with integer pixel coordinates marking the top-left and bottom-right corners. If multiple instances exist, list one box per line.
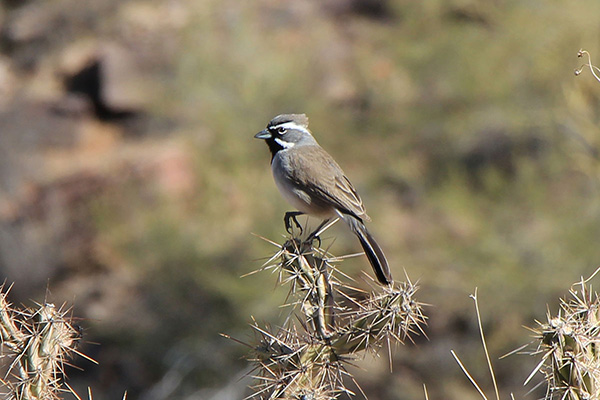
left=265, top=136, right=284, bottom=162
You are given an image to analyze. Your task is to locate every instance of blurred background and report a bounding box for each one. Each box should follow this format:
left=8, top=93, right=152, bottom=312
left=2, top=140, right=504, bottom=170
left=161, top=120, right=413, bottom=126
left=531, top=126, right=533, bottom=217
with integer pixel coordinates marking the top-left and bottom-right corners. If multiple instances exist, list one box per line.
left=0, top=0, right=599, bottom=399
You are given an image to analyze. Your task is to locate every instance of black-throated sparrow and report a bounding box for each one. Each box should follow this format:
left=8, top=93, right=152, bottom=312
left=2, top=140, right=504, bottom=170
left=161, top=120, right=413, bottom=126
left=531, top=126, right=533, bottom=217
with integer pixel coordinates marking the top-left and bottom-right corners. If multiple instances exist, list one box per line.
left=254, top=114, right=393, bottom=285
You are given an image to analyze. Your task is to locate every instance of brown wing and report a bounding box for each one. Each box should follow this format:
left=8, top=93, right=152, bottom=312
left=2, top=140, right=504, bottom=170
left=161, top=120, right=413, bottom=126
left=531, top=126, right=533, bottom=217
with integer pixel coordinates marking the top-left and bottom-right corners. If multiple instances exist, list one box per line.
left=288, top=145, right=370, bottom=221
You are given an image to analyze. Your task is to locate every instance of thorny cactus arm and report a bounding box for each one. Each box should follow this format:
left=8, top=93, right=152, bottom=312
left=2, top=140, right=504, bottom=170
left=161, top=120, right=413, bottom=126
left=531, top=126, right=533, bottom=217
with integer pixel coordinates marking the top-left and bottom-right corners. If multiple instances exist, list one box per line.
left=332, top=283, right=422, bottom=355
left=281, top=239, right=336, bottom=339
left=243, top=228, right=427, bottom=399
left=0, top=285, right=90, bottom=400
left=527, top=270, right=600, bottom=400
left=0, top=290, right=25, bottom=345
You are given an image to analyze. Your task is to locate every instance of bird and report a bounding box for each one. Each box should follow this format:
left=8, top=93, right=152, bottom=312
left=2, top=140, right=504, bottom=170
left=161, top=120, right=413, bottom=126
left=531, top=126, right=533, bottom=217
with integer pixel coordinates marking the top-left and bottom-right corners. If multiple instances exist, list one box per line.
left=254, top=113, right=393, bottom=285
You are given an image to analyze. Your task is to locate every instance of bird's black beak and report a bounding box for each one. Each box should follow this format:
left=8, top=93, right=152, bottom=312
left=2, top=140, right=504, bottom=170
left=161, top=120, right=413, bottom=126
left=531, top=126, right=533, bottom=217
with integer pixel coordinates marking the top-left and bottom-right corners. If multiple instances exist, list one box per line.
left=254, top=129, right=271, bottom=139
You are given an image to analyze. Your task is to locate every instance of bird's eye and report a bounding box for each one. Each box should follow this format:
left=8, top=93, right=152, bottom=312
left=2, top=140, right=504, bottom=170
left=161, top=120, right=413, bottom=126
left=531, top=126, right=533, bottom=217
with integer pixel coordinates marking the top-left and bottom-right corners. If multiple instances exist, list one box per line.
left=277, top=127, right=287, bottom=135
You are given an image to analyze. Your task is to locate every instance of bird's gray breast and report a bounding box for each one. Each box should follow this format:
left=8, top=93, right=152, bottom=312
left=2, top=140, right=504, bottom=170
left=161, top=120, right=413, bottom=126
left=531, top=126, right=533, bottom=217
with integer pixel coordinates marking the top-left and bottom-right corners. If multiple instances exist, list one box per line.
left=271, top=149, right=334, bottom=217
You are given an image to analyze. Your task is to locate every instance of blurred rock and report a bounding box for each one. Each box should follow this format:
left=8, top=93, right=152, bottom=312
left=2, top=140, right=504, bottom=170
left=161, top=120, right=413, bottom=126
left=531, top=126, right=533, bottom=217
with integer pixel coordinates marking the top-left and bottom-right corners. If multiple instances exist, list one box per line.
left=102, top=43, right=151, bottom=112
left=0, top=56, right=17, bottom=109
left=0, top=1, right=64, bottom=69
left=0, top=170, right=107, bottom=299
left=61, top=45, right=143, bottom=122
left=2, top=1, right=56, bottom=43
left=152, top=146, right=196, bottom=199
left=0, top=99, right=84, bottom=173
left=0, top=125, right=193, bottom=299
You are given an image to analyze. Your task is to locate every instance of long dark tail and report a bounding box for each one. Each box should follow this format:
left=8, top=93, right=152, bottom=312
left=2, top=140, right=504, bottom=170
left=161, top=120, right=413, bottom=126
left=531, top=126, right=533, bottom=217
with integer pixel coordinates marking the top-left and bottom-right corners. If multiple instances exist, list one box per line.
left=344, top=216, right=392, bottom=285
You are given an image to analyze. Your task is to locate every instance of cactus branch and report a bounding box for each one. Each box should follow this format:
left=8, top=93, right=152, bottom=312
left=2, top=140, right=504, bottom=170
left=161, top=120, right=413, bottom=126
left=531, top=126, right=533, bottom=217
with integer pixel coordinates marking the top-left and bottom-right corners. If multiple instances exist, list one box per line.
left=238, top=225, right=426, bottom=399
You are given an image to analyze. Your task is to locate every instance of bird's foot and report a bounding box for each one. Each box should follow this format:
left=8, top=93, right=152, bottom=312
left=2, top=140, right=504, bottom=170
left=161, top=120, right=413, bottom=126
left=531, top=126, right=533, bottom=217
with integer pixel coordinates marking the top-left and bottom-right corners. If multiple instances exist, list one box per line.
left=303, top=218, right=331, bottom=248
left=284, top=211, right=304, bottom=236
left=304, top=231, right=322, bottom=248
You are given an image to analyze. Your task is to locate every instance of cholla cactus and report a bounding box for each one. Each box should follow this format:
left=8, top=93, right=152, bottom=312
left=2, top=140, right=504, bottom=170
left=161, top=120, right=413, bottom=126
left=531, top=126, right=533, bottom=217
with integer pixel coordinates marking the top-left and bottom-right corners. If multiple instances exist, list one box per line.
left=245, top=227, right=426, bottom=399
left=0, top=285, right=87, bottom=400
left=528, top=271, right=600, bottom=400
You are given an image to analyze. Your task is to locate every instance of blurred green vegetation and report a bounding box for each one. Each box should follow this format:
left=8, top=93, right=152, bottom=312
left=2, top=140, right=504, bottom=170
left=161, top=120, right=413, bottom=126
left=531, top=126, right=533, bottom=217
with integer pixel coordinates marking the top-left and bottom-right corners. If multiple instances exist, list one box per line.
left=12, top=0, right=598, bottom=398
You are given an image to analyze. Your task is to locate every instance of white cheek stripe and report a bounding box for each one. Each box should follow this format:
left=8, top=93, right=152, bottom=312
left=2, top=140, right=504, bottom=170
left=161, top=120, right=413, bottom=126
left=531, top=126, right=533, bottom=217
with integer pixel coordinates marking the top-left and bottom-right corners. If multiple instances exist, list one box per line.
left=274, top=137, right=295, bottom=149
left=277, top=122, right=311, bottom=136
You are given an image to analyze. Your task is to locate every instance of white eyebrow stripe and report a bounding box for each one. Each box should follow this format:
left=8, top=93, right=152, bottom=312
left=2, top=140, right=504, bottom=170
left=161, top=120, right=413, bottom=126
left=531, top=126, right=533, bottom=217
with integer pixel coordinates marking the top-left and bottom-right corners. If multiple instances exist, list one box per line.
left=273, top=122, right=311, bottom=135
left=274, top=137, right=295, bottom=149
